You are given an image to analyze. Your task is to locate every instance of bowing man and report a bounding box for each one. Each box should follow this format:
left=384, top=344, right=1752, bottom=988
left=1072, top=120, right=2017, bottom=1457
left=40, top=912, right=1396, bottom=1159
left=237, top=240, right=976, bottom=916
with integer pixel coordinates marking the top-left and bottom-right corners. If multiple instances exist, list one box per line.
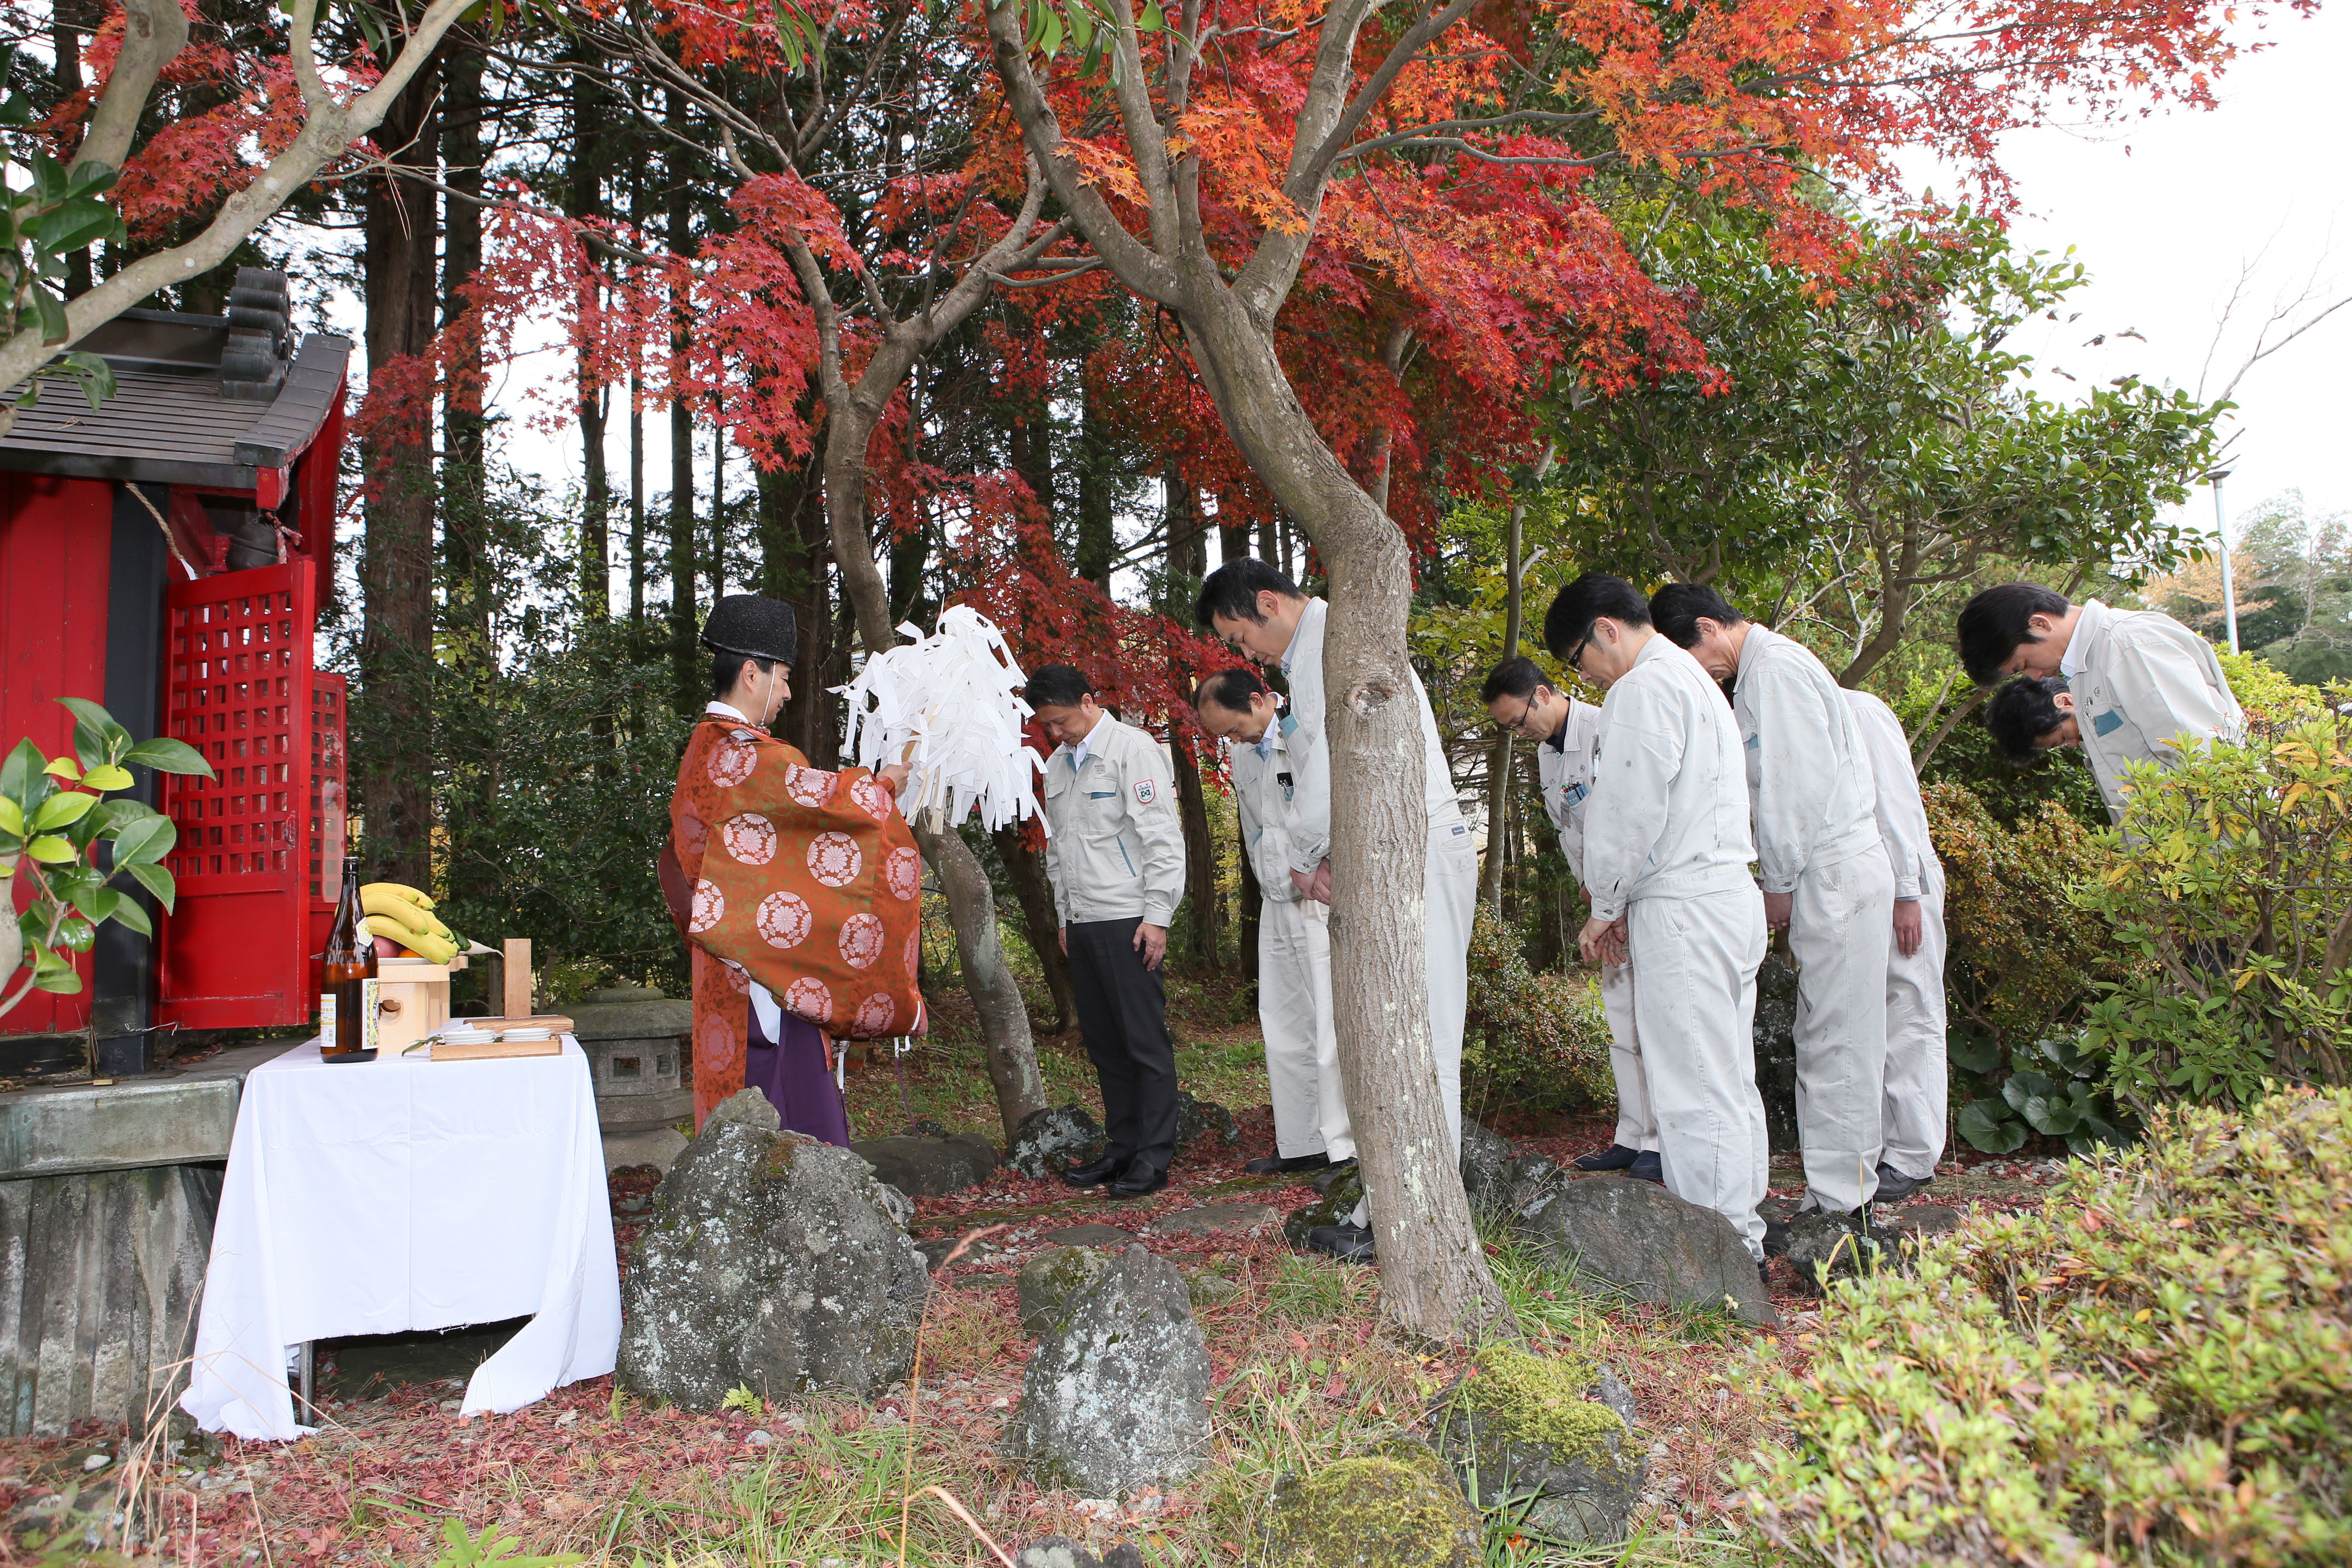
left=1480, top=656, right=1659, bottom=1182
left=1651, top=583, right=1896, bottom=1217
left=1545, top=574, right=1772, bottom=1262
left=1194, top=666, right=1341, bottom=1177
left=1026, top=665, right=1188, bottom=1200
left=1195, top=559, right=1478, bottom=1264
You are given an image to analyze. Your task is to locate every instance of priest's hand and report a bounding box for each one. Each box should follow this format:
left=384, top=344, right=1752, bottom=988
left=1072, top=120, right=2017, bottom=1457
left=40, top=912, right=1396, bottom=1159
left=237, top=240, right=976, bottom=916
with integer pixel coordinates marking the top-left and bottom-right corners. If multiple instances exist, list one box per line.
left=1578, top=915, right=1628, bottom=968
left=1135, top=922, right=1168, bottom=971
left=879, top=761, right=913, bottom=797
left=1893, top=898, right=1922, bottom=958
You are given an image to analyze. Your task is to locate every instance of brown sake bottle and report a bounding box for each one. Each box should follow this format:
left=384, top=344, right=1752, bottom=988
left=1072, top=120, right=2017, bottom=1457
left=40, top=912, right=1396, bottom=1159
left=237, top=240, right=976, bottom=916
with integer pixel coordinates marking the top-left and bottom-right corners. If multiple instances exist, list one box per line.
left=321, top=856, right=375, bottom=1056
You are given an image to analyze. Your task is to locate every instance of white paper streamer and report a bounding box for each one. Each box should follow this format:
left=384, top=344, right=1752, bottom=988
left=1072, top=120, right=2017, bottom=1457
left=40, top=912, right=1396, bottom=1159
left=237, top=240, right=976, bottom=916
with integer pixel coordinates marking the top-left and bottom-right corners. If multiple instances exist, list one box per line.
left=834, top=605, right=1048, bottom=835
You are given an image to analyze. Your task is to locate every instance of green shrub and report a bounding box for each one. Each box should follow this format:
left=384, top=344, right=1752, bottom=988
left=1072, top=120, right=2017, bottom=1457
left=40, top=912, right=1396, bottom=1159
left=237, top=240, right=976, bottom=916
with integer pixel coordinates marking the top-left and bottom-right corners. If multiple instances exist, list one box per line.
left=2075, top=714, right=2352, bottom=1115
left=1925, top=781, right=2142, bottom=1151
left=1740, top=1087, right=2352, bottom=1566
left=1462, top=906, right=1614, bottom=1115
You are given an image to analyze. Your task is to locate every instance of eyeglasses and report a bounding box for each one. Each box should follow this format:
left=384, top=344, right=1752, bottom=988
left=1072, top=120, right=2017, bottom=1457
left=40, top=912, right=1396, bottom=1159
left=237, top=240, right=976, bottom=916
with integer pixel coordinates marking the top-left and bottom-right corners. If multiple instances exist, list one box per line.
left=1494, top=695, right=1544, bottom=735
left=1562, top=632, right=1594, bottom=673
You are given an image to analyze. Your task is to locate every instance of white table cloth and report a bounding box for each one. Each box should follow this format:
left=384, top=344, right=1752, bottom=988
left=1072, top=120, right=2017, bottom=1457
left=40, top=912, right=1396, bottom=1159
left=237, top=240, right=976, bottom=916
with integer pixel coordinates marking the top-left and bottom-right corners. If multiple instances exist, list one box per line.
left=180, top=1036, right=622, bottom=1440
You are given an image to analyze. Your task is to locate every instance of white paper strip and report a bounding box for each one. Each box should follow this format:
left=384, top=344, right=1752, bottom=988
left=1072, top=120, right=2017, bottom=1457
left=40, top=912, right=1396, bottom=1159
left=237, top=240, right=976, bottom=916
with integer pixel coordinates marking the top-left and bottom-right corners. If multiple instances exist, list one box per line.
left=834, top=605, right=1050, bottom=835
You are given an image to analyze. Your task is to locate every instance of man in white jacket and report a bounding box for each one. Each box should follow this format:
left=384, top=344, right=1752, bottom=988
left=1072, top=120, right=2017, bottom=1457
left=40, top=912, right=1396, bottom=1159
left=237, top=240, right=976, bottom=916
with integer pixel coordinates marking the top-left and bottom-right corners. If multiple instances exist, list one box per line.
left=1196, top=560, right=1476, bottom=1263
left=1963, top=584, right=2245, bottom=825
left=1545, top=574, right=1772, bottom=1262
left=1194, top=666, right=1340, bottom=1177
left=1652, top=584, right=1896, bottom=1216
left=1480, top=655, right=1659, bottom=1182
left=1028, top=664, right=1189, bottom=1200
left=1844, top=688, right=1947, bottom=1203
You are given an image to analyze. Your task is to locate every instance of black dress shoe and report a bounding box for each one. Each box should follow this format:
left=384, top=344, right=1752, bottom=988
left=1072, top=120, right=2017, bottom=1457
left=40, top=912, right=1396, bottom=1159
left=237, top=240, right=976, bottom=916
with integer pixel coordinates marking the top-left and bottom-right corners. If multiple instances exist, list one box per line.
left=1873, top=1163, right=1933, bottom=1202
left=1243, top=1152, right=1331, bottom=1176
left=1304, top=1222, right=1375, bottom=1262
left=1061, top=1154, right=1123, bottom=1188
left=1106, top=1167, right=1169, bottom=1199
left=1626, top=1150, right=1664, bottom=1184
left=1573, top=1143, right=1642, bottom=1172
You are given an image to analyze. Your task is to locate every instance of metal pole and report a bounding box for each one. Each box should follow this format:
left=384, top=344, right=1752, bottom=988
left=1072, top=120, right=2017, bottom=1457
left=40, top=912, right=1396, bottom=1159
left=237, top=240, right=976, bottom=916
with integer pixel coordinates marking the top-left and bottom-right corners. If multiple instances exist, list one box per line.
left=2213, top=470, right=2239, bottom=654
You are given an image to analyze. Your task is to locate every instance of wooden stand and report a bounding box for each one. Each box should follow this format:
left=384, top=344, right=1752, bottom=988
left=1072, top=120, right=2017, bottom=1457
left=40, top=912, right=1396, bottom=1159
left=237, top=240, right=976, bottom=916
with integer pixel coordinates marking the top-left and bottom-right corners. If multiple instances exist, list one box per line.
left=502, top=938, right=533, bottom=1020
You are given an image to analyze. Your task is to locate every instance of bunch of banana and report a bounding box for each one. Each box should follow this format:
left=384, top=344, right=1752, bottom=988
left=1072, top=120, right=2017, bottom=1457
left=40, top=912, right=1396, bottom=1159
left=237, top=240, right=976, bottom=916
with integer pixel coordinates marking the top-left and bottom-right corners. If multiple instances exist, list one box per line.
left=360, top=882, right=466, bottom=965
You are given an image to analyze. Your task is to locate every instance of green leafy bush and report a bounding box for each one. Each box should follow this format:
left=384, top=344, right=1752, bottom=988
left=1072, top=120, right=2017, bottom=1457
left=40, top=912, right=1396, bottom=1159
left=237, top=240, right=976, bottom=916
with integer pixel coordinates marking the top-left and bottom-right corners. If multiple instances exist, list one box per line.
left=1462, top=906, right=1614, bottom=1115
left=2076, top=715, right=2352, bottom=1115
left=1741, top=1087, right=2352, bottom=1566
left=1925, top=781, right=2141, bottom=1151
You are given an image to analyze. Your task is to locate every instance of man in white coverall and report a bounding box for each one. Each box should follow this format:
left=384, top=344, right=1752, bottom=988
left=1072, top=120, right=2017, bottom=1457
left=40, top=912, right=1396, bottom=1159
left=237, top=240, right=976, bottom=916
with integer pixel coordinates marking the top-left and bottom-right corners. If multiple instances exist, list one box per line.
left=1196, top=559, right=1477, bottom=1264
left=1844, top=687, right=1947, bottom=1203
left=1194, top=666, right=1340, bottom=1177
left=1026, top=663, right=1189, bottom=1200
left=1962, top=583, right=2244, bottom=827
left=1652, top=583, right=1895, bottom=1216
left=1544, top=574, right=1771, bottom=1263
left=1480, top=655, right=1660, bottom=1182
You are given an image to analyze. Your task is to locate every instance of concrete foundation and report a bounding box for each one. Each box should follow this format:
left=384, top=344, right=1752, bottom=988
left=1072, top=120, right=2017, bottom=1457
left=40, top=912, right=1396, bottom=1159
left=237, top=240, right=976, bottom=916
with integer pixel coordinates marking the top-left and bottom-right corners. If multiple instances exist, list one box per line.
left=0, top=1043, right=283, bottom=1436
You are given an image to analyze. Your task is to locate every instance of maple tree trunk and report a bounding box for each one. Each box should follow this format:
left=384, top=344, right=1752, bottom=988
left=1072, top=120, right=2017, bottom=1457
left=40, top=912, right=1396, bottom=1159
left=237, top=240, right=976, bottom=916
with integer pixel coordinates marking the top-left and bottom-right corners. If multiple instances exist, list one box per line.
left=1075, top=379, right=1116, bottom=591
left=992, top=825, right=1078, bottom=1034
left=1479, top=472, right=1529, bottom=908
left=755, top=440, right=837, bottom=766
left=1165, top=471, right=1219, bottom=969
left=819, top=339, right=1048, bottom=1138
left=1180, top=290, right=1508, bottom=1338
left=665, top=89, right=699, bottom=717
left=441, top=36, right=490, bottom=668
left=357, top=41, right=443, bottom=890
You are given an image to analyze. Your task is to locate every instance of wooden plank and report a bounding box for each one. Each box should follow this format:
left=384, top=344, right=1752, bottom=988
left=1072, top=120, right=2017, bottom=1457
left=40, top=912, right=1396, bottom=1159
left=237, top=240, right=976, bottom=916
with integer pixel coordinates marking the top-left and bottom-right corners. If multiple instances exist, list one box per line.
left=427, top=1037, right=562, bottom=1062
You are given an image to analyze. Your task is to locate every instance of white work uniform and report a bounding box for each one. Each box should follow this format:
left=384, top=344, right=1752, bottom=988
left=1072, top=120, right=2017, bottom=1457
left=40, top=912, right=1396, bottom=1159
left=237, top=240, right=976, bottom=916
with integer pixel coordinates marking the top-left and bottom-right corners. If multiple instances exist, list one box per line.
left=1537, top=699, right=1654, bottom=1154
left=1580, top=636, right=1770, bottom=1260
left=1733, top=625, right=1895, bottom=1214
left=2064, top=599, right=2245, bottom=826
left=1040, top=714, right=1187, bottom=928
left=1283, top=598, right=1476, bottom=1221
left=1232, top=714, right=1339, bottom=1159
left=1844, top=689, right=1948, bottom=1183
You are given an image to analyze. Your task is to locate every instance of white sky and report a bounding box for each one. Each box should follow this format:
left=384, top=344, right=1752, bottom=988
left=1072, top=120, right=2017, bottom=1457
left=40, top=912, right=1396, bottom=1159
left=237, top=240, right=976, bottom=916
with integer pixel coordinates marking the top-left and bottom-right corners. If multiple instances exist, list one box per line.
left=388, top=5, right=2350, bottom=569
left=1898, top=3, right=2351, bottom=541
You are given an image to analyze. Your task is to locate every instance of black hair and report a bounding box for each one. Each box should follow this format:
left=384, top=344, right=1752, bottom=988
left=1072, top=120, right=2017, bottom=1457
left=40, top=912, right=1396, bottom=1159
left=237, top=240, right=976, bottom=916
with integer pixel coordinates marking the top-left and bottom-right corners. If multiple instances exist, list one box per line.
left=1957, top=583, right=2072, bottom=686
left=1479, top=656, right=1551, bottom=704
left=710, top=652, right=779, bottom=698
left=1194, top=666, right=1271, bottom=714
left=1649, top=582, right=1746, bottom=649
left=1543, top=573, right=1651, bottom=659
left=1984, top=676, right=2071, bottom=763
left=1024, top=663, right=1096, bottom=709
left=1195, top=558, right=1305, bottom=628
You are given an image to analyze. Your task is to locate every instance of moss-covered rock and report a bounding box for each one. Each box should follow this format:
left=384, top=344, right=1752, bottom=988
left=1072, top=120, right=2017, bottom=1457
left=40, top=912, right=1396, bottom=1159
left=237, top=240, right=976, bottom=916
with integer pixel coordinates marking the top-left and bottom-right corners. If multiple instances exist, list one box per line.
left=1263, top=1442, right=1481, bottom=1568
left=1015, top=1245, right=1114, bottom=1337
left=1429, top=1341, right=1642, bottom=1546
left=1282, top=1162, right=1366, bottom=1245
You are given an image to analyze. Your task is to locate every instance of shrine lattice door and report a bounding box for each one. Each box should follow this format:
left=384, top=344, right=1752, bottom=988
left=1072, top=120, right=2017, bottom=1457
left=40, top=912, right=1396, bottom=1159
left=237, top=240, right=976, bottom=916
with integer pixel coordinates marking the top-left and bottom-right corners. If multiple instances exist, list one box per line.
left=155, top=564, right=318, bottom=1029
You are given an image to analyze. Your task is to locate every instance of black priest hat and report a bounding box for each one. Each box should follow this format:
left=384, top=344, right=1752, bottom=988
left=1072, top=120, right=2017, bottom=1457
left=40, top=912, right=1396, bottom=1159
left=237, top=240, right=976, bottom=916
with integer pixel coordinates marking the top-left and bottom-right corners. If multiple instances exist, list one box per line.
left=699, top=593, right=798, bottom=665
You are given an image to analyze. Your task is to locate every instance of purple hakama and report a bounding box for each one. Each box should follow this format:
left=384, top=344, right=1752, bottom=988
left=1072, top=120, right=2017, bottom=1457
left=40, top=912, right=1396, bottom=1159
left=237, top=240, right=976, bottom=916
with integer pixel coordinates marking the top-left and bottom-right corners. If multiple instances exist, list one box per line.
left=744, top=1004, right=851, bottom=1146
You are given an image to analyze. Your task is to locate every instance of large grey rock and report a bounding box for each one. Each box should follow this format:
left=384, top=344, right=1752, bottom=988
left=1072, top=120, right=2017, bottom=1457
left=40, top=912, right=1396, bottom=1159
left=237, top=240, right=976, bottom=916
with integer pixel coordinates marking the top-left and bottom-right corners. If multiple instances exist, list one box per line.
left=851, top=1132, right=997, bottom=1197
left=1511, top=1177, right=1778, bottom=1327
left=1283, top=1162, right=1366, bottom=1245
left=1751, top=952, right=1801, bottom=1153
left=1784, top=1208, right=1886, bottom=1296
left=1457, top=1117, right=1516, bottom=1204
left=1153, top=1202, right=1280, bottom=1236
left=1429, top=1344, right=1643, bottom=1545
left=1262, top=1442, right=1480, bottom=1568
left=618, top=1088, right=928, bottom=1408
left=1173, top=1091, right=1240, bottom=1152
left=1006, top=1105, right=1105, bottom=1179
left=1014, top=1540, right=1145, bottom=1568
left=1040, top=1222, right=1133, bottom=1247
left=1016, top=1245, right=1114, bottom=1337
left=0, top=1163, right=218, bottom=1436
left=1004, top=1245, right=1210, bottom=1494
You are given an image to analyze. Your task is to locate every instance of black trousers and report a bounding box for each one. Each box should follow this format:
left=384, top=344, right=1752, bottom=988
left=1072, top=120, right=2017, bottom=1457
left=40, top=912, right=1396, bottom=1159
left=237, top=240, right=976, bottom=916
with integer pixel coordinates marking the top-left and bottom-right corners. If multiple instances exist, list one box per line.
left=1066, top=917, right=1178, bottom=1178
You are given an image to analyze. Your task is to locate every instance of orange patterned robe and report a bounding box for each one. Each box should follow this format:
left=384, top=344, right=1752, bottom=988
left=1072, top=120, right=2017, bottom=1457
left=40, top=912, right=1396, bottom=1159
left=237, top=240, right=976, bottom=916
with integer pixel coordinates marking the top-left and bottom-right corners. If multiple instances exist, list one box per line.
left=668, top=715, right=925, bottom=1127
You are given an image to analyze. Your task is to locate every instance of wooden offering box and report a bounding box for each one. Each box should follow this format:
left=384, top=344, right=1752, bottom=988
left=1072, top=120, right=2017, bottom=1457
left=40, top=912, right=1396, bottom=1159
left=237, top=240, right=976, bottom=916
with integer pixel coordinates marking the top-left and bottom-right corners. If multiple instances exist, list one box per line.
left=373, top=958, right=454, bottom=1057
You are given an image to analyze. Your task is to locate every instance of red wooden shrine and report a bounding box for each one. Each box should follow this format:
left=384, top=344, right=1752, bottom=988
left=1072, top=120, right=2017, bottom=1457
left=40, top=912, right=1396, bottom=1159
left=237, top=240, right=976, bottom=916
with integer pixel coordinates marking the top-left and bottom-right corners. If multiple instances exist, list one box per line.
left=0, top=270, right=352, bottom=1073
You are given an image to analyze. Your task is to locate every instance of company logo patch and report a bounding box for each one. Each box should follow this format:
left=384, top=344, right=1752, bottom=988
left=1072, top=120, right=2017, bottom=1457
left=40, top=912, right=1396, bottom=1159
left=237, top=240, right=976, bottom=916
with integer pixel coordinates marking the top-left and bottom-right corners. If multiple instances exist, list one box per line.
left=1134, top=779, right=1158, bottom=805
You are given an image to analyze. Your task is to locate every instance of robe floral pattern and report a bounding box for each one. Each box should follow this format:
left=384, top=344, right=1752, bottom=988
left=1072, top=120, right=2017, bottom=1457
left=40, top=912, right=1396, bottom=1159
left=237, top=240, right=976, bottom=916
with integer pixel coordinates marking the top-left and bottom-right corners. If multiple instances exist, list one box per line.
left=670, top=716, right=925, bottom=1126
